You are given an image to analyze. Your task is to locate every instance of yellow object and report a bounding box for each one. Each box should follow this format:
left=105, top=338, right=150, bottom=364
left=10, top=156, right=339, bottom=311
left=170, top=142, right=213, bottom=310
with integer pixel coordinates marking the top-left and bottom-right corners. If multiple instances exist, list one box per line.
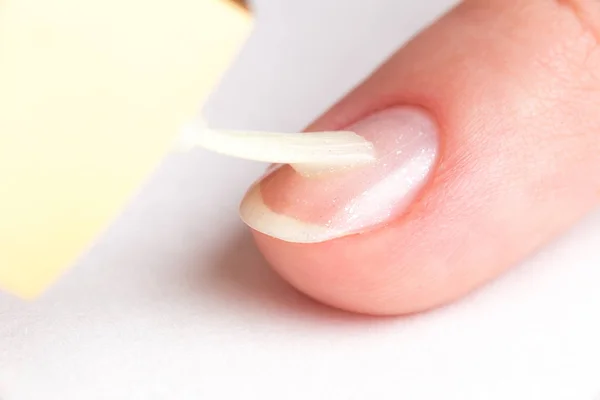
left=0, top=0, right=252, bottom=298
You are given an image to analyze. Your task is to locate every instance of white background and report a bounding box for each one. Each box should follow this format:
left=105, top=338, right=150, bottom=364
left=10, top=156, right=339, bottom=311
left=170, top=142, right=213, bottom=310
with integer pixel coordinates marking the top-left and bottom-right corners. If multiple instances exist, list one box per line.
left=3, top=0, right=600, bottom=399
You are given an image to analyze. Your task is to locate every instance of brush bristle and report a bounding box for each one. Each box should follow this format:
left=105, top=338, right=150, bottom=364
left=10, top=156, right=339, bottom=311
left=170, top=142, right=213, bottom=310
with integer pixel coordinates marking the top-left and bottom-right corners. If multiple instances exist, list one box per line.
left=178, top=120, right=376, bottom=176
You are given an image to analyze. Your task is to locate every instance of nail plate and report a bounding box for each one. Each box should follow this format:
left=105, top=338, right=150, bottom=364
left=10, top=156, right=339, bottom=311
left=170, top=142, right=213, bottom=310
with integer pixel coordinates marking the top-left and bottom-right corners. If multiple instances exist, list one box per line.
left=239, top=106, right=440, bottom=243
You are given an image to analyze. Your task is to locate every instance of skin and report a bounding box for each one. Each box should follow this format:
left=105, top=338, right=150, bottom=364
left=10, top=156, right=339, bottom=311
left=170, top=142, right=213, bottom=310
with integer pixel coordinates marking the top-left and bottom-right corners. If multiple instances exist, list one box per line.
left=250, top=0, right=600, bottom=315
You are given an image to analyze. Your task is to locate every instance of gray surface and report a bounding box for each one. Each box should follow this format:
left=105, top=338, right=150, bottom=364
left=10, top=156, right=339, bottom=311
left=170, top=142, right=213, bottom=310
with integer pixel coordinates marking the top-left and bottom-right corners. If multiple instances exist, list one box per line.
left=3, top=1, right=600, bottom=399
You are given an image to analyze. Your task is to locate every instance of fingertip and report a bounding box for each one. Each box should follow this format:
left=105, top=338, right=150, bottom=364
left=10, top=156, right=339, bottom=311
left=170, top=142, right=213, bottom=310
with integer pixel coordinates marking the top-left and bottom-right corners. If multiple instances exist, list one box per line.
left=251, top=229, right=460, bottom=316
left=243, top=0, right=600, bottom=316
left=251, top=231, right=392, bottom=315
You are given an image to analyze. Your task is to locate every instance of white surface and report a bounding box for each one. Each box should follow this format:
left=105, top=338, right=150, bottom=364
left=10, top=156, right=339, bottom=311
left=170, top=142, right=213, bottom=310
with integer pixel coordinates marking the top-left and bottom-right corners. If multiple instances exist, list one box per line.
left=2, top=0, right=600, bottom=398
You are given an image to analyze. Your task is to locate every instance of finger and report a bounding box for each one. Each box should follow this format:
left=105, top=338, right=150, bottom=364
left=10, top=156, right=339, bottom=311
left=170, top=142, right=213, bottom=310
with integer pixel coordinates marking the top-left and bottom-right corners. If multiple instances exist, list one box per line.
left=239, top=0, right=600, bottom=315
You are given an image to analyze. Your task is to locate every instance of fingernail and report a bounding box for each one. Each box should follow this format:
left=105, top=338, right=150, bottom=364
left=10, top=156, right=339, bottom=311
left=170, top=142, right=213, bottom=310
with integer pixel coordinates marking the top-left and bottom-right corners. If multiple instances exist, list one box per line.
left=239, top=106, right=439, bottom=243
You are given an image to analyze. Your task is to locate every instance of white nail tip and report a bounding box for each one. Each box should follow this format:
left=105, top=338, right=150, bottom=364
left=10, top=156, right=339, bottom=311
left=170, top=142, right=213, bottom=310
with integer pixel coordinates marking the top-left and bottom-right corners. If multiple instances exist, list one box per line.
left=239, top=184, right=343, bottom=243
left=178, top=119, right=376, bottom=175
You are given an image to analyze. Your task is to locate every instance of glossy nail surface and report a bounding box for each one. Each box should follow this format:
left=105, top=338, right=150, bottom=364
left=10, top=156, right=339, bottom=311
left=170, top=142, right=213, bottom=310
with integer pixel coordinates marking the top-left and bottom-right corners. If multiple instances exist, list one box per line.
left=240, top=106, right=440, bottom=243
